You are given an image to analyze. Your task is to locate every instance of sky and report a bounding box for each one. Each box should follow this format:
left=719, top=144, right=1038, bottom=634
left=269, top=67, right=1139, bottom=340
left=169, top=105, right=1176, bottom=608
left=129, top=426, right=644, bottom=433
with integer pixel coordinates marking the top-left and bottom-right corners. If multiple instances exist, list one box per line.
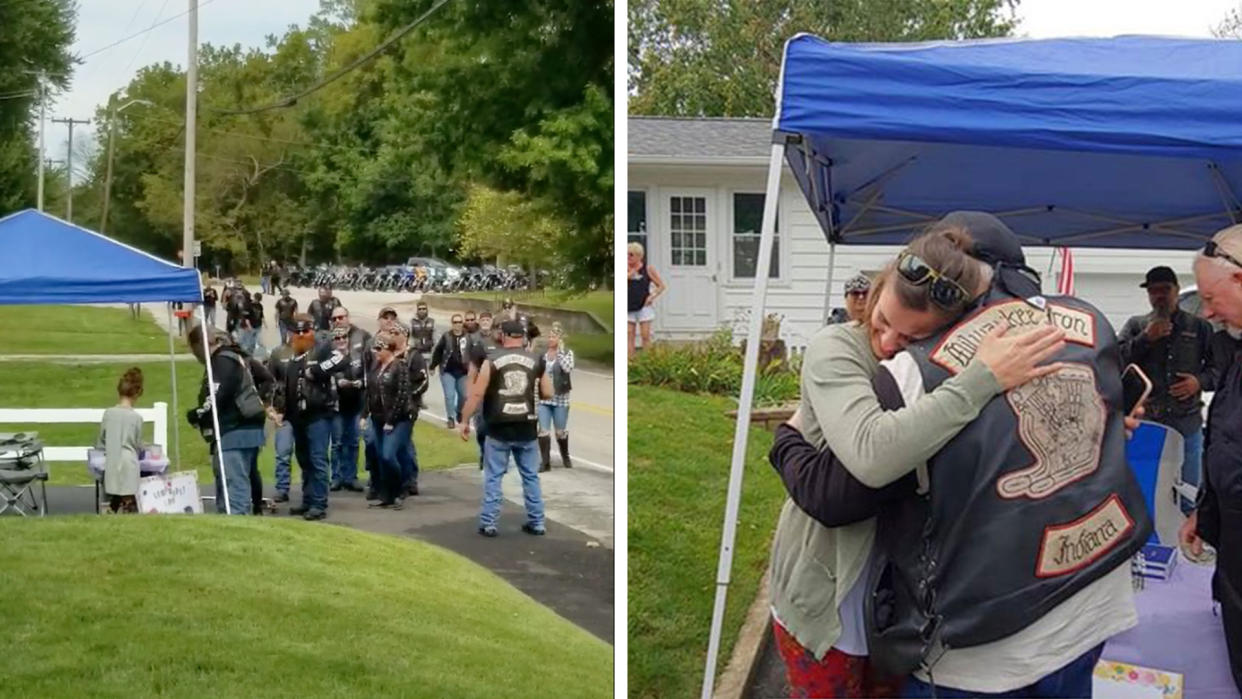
left=46, top=0, right=321, bottom=177
left=45, top=0, right=1242, bottom=178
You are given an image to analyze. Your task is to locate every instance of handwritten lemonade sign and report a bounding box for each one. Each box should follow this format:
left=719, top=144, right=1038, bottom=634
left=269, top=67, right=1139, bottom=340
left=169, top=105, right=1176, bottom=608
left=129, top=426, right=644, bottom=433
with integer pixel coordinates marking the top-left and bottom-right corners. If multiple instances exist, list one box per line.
left=137, top=471, right=202, bottom=514
left=1093, top=660, right=1183, bottom=699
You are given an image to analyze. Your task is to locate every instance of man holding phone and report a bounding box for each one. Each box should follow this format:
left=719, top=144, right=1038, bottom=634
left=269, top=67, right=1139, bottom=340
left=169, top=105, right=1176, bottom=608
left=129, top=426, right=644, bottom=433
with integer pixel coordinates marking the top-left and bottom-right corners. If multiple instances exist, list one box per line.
left=1118, top=265, right=1221, bottom=507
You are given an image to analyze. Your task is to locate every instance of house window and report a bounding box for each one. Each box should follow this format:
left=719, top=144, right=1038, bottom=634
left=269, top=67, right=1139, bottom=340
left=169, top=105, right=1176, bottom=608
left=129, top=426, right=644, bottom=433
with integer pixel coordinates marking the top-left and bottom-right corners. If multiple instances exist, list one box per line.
left=628, top=191, right=647, bottom=250
left=733, top=192, right=779, bottom=279
left=669, top=195, right=707, bottom=267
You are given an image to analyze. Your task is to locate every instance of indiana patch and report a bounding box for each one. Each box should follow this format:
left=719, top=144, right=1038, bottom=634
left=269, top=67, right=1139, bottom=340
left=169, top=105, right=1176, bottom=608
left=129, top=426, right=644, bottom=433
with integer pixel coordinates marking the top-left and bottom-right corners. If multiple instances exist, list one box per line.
left=1036, top=494, right=1134, bottom=578
left=929, top=300, right=1097, bottom=375
left=998, top=363, right=1106, bottom=500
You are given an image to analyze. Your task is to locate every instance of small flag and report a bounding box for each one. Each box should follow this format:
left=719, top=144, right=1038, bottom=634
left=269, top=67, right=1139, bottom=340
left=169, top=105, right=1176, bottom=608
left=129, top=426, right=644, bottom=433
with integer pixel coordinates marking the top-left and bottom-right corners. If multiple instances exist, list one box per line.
left=1057, top=247, right=1075, bottom=296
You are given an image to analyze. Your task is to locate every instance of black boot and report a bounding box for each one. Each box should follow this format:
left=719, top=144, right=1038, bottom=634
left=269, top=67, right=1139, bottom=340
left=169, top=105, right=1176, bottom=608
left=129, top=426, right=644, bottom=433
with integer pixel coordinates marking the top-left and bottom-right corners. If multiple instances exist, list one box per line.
left=538, top=435, right=552, bottom=473
left=557, top=435, right=572, bottom=468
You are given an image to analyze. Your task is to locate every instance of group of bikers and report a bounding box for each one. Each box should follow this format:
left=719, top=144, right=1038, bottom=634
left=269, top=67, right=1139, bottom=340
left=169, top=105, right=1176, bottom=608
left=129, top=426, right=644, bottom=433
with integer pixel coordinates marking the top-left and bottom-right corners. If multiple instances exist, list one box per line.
left=186, top=281, right=577, bottom=537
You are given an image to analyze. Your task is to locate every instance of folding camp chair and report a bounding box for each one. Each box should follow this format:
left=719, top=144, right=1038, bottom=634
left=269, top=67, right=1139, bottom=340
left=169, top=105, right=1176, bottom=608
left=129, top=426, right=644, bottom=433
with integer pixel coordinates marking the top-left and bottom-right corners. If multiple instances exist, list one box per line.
left=0, top=432, right=49, bottom=516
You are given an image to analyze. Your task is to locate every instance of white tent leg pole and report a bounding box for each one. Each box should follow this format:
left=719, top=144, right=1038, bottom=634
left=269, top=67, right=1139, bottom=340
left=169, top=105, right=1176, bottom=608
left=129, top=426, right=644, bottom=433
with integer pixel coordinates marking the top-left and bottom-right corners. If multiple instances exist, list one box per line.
left=198, top=291, right=229, bottom=515
left=167, top=304, right=181, bottom=469
left=822, top=242, right=837, bottom=324
left=701, top=143, right=784, bottom=699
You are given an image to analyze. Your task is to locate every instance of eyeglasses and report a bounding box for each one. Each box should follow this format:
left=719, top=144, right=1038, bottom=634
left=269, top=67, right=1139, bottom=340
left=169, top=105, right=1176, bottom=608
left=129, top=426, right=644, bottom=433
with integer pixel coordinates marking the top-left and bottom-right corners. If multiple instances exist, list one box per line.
left=896, top=251, right=970, bottom=309
left=1205, top=240, right=1242, bottom=270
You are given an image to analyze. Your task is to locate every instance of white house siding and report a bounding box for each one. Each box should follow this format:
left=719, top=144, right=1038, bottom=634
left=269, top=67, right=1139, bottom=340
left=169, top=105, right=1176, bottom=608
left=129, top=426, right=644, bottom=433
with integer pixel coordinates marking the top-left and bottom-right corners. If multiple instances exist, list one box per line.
left=630, top=162, right=1201, bottom=350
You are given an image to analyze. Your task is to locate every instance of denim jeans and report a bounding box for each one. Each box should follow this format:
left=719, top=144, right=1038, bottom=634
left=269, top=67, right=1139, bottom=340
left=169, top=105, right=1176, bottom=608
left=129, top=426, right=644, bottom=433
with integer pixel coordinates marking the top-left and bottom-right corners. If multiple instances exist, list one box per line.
left=292, top=416, right=333, bottom=511
left=1181, top=427, right=1204, bottom=512
left=440, top=371, right=468, bottom=422
left=400, top=431, right=420, bottom=488
left=904, top=643, right=1103, bottom=698
left=332, top=406, right=363, bottom=486
left=239, top=326, right=258, bottom=355
left=479, top=435, right=544, bottom=530
left=363, top=418, right=377, bottom=487
left=372, top=420, right=412, bottom=502
left=278, top=320, right=292, bottom=346
left=273, top=421, right=294, bottom=494
left=537, top=403, right=570, bottom=435
left=213, top=447, right=257, bottom=515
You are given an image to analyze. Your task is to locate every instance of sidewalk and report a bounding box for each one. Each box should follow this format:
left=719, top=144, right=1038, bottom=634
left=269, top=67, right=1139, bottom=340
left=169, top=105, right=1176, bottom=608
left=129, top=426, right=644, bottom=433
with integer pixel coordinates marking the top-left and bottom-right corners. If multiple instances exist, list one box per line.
left=42, top=465, right=614, bottom=643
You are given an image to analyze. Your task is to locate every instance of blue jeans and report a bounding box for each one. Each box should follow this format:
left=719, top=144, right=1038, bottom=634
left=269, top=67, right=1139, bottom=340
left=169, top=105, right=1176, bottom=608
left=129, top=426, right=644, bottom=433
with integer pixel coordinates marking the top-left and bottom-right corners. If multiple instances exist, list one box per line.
left=278, top=320, right=292, bottom=346
left=401, top=432, right=419, bottom=488
left=273, top=421, right=294, bottom=495
left=363, top=418, right=377, bottom=488
left=213, top=447, right=257, bottom=515
left=479, top=435, right=544, bottom=530
left=292, top=416, right=333, bottom=511
left=1181, top=427, right=1204, bottom=512
left=440, top=371, right=467, bottom=422
left=373, top=420, right=412, bottom=502
left=904, top=643, right=1103, bottom=697
left=260, top=275, right=270, bottom=294
left=537, top=403, right=570, bottom=435
left=239, top=326, right=258, bottom=355
left=332, top=406, right=363, bottom=486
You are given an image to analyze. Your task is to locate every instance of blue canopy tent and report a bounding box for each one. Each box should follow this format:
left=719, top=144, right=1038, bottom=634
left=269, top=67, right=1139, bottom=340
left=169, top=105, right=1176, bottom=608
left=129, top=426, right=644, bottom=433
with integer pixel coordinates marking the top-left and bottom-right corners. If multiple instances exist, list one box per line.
left=0, top=209, right=232, bottom=511
left=703, top=34, right=1242, bottom=696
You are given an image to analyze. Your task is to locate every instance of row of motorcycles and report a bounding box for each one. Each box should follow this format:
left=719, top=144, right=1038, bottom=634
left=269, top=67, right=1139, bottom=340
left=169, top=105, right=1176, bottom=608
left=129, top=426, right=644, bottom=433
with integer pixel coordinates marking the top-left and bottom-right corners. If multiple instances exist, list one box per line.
left=282, top=263, right=540, bottom=294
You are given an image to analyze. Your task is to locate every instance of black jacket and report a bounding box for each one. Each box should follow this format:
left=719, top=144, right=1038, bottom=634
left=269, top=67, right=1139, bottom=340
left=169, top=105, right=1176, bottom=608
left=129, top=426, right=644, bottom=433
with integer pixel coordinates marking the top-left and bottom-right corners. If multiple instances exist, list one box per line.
left=405, top=349, right=430, bottom=419
left=307, top=297, right=341, bottom=332
left=365, top=358, right=411, bottom=426
left=1118, top=309, right=1223, bottom=434
left=275, top=341, right=348, bottom=420
left=274, top=296, right=297, bottom=322
left=430, top=331, right=471, bottom=377
left=191, top=347, right=273, bottom=435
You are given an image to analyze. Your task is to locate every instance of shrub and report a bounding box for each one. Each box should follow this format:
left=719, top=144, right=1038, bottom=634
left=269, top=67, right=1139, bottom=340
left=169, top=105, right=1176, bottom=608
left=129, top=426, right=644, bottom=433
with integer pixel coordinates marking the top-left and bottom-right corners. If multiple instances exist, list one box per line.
left=629, top=328, right=801, bottom=406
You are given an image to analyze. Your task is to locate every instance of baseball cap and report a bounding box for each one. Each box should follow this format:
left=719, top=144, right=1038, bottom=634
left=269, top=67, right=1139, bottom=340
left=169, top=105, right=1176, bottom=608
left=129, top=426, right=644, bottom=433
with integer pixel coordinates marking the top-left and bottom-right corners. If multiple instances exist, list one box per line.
left=1141, top=266, right=1179, bottom=288
left=501, top=298, right=514, bottom=309
left=292, top=318, right=314, bottom=334
left=500, top=319, right=525, bottom=338
left=378, top=306, right=397, bottom=319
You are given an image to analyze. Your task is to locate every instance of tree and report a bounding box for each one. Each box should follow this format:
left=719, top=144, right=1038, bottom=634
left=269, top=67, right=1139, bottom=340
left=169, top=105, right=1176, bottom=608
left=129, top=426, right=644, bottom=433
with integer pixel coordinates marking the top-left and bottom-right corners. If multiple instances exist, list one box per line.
left=629, top=0, right=1019, bottom=117
left=456, top=184, right=564, bottom=272
left=1215, top=5, right=1242, bottom=38
left=0, top=0, right=75, bottom=212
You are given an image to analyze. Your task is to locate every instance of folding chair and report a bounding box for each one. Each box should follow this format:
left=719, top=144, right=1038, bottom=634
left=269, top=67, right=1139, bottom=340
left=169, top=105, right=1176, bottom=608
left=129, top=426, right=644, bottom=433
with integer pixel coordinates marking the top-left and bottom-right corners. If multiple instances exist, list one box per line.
left=0, top=433, right=49, bottom=517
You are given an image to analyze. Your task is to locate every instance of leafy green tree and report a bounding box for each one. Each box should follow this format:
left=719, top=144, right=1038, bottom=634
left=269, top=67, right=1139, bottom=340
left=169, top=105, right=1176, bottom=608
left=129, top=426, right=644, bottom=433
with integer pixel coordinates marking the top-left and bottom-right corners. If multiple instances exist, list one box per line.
left=629, top=0, right=1018, bottom=117
left=0, top=0, right=75, bottom=212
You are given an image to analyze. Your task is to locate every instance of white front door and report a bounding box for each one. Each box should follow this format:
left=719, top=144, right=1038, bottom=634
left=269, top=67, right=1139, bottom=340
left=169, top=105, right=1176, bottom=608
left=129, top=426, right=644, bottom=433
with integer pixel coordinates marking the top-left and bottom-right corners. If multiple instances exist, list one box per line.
left=659, top=190, right=718, bottom=333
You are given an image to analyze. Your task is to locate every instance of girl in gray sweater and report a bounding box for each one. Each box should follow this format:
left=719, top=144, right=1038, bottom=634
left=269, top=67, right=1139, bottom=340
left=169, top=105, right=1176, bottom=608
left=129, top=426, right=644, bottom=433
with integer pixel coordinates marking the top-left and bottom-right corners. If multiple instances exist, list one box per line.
left=96, top=367, right=146, bottom=513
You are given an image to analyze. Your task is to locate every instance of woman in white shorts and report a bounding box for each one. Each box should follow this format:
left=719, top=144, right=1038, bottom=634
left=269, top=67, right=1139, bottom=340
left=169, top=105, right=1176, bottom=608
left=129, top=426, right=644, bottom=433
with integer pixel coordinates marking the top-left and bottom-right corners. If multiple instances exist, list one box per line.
left=627, top=241, right=665, bottom=359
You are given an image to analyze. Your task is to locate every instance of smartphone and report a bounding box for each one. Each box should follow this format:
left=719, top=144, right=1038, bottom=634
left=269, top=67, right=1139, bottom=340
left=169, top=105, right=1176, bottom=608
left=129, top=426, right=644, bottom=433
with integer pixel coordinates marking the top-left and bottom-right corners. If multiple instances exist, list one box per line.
left=1122, top=364, right=1153, bottom=418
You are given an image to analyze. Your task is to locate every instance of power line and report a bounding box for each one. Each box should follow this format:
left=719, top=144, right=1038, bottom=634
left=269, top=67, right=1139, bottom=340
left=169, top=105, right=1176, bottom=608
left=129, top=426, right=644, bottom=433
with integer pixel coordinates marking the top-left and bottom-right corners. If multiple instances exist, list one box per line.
left=77, top=0, right=220, bottom=61
left=0, top=90, right=35, bottom=101
left=122, top=0, right=174, bottom=76
left=210, top=0, right=452, bottom=116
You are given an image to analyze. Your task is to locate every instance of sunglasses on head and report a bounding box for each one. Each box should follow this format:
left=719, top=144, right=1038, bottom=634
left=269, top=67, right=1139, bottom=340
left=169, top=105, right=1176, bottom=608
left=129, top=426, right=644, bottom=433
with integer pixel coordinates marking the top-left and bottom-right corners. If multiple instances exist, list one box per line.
left=896, top=251, right=970, bottom=309
left=1205, top=240, right=1242, bottom=270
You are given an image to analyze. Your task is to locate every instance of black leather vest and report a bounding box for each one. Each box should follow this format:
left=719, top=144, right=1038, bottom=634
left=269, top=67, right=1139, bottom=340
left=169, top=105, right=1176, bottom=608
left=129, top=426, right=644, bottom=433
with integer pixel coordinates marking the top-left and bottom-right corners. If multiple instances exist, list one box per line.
left=867, top=285, right=1152, bottom=676
left=410, top=316, right=435, bottom=352
left=484, top=348, right=539, bottom=425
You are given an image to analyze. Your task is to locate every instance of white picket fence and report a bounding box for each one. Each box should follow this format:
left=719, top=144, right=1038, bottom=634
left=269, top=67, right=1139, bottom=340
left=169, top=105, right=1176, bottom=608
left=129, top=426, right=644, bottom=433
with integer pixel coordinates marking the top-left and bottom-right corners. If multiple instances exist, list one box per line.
left=0, top=402, right=168, bottom=463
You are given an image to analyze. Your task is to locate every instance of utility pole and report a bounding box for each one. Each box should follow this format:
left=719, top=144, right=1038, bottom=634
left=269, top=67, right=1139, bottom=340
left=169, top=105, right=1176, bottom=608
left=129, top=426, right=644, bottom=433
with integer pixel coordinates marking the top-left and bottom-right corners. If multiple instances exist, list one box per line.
left=183, top=0, right=198, bottom=269
left=51, top=117, right=89, bottom=222
left=36, top=71, right=46, bottom=211
left=101, top=98, right=153, bottom=235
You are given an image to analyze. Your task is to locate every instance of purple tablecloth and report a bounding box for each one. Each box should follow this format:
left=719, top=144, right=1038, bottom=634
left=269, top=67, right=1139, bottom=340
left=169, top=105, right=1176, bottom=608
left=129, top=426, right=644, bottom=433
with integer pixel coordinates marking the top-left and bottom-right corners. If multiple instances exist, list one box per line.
left=1104, top=561, right=1238, bottom=698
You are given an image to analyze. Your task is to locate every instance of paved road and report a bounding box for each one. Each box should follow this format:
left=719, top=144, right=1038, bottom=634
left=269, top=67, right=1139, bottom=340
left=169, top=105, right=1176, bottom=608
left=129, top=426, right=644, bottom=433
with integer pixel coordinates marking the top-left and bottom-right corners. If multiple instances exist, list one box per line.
left=146, top=288, right=615, bottom=546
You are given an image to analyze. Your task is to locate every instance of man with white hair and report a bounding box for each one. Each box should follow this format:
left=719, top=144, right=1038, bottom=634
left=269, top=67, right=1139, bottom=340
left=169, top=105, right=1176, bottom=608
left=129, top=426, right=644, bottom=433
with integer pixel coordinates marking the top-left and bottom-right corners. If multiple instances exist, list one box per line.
left=1180, top=224, right=1242, bottom=694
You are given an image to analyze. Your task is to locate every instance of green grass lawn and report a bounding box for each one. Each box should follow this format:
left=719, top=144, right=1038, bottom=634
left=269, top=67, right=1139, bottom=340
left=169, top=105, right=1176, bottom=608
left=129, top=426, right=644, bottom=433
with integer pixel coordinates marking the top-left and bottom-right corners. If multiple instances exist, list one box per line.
left=0, top=516, right=611, bottom=698
left=0, top=305, right=175, bottom=355
left=628, top=385, right=787, bottom=699
left=0, top=361, right=479, bottom=487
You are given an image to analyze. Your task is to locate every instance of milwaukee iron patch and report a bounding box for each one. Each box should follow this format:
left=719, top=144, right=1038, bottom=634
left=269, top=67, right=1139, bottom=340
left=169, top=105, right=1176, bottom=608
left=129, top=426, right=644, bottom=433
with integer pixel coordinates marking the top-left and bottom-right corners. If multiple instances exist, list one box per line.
left=930, top=300, right=1096, bottom=375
